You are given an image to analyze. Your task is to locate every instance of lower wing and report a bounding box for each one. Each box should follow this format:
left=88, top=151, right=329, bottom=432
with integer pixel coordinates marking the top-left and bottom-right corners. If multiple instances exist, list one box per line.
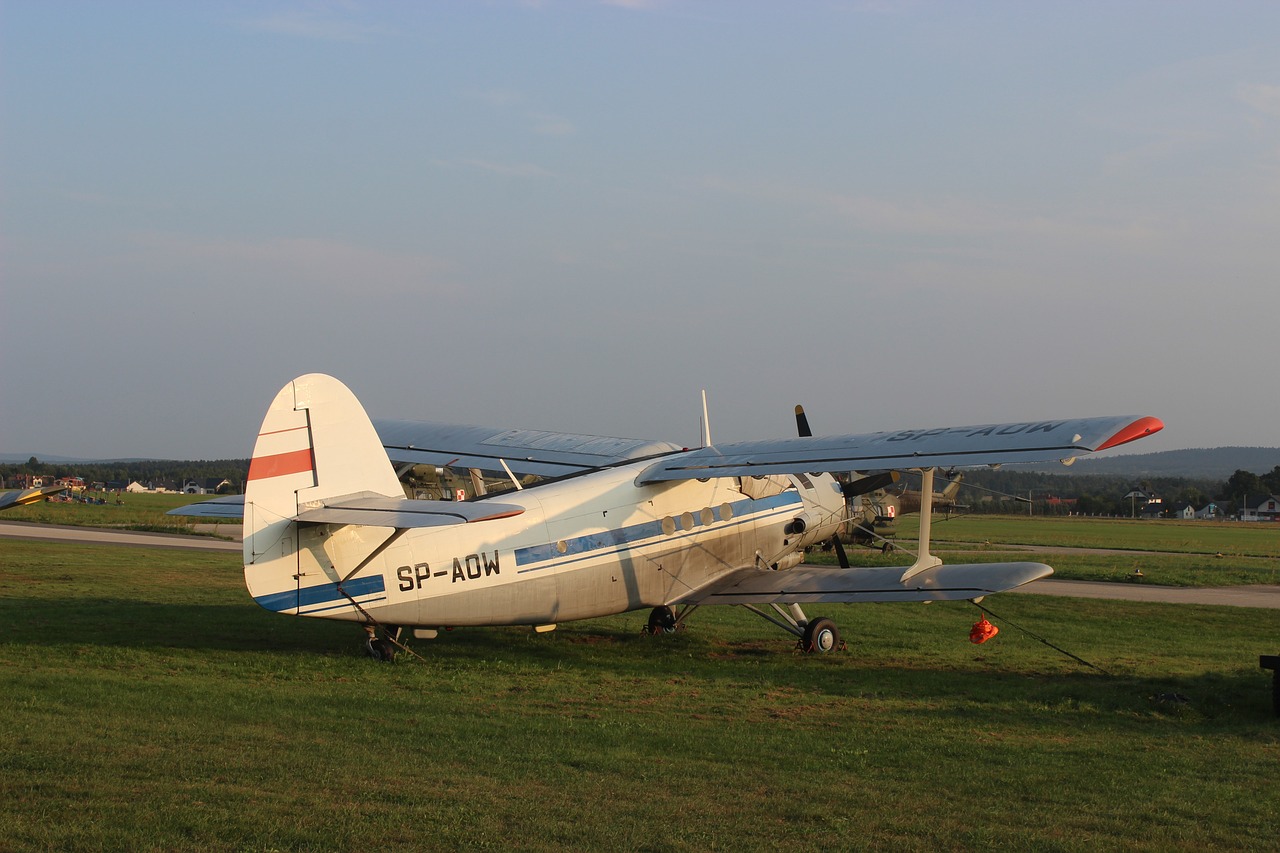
left=678, top=561, right=1052, bottom=605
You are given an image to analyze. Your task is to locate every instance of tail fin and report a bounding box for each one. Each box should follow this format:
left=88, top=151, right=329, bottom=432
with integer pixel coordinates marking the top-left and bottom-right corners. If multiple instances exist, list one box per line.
left=243, top=374, right=402, bottom=611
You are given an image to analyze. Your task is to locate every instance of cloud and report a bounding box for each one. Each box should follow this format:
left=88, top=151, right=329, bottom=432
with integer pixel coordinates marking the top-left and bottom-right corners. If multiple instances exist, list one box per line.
left=462, top=89, right=576, bottom=138
left=530, top=113, right=577, bottom=137
left=124, top=232, right=459, bottom=299
left=600, top=0, right=664, bottom=9
left=699, top=176, right=1165, bottom=250
left=454, top=159, right=555, bottom=178
left=1237, top=83, right=1280, bottom=118
left=241, top=4, right=391, bottom=42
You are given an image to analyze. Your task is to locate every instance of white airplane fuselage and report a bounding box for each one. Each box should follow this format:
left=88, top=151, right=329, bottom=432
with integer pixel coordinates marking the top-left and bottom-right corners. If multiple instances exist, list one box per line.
left=258, top=460, right=847, bottom=628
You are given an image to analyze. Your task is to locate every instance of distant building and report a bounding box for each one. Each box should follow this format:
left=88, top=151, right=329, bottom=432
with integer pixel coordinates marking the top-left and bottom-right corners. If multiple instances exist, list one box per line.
left=1195, top=502, right=1225, bottom=520
left=183, top=478, right=233, bottom=495
left=1240, top=495, right=1280, bottom=522
left=126, top=481, right=180, bottom=494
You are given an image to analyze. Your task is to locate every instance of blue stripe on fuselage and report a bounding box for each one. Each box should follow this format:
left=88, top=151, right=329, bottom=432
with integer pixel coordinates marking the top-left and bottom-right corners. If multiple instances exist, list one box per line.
left=254, top=573, right=386, bottom=613
left=514, top=490, right=802, bottom=574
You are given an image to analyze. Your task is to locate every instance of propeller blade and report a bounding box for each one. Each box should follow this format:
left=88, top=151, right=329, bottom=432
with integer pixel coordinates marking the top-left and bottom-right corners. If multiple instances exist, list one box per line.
left=831, top=534, right=850, bottom=569
left=794, top=405, right=812, bottom=438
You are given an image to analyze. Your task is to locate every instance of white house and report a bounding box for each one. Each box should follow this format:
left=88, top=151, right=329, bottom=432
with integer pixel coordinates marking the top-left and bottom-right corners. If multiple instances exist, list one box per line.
left=1240, top=495, right=1280, bottom=522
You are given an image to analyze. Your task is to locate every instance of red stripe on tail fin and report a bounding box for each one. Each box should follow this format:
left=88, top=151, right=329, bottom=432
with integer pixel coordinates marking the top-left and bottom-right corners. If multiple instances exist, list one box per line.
left=248, top=448, right=315, bottom=481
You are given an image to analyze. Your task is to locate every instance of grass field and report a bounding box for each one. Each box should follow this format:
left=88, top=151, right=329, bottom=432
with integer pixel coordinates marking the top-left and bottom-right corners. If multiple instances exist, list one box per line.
left=924, top=515, right=1280, bottom=559
left=808, top=515, right=1280, bottom=587
left=2, top=537, right=1279, bottom=851
left=0, top=492, right=234, bottom=536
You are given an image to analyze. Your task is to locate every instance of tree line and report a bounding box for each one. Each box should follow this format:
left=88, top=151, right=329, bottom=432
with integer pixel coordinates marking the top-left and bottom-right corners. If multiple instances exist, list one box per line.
left=0, top=458, right=249, bottom=493
left=4, top=456, right=1278, bottom=517
left=950, top=465, right=1280, bottom=516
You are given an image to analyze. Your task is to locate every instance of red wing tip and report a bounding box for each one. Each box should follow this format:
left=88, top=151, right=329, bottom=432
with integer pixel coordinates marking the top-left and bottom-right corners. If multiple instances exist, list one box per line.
left=1095, top=416, right=1164, bottom=452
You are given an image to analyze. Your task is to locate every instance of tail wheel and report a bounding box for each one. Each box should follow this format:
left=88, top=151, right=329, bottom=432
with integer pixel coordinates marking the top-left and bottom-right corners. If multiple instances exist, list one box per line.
left=644, top=605, right=678, bottom=635
left=364, top=637, right=396, bottom=662
left=801, top=617, right=842, bottom=654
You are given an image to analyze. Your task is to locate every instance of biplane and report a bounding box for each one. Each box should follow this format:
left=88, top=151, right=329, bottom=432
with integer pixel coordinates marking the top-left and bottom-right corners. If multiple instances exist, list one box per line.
left=174, top=374, right=1162, bottom=658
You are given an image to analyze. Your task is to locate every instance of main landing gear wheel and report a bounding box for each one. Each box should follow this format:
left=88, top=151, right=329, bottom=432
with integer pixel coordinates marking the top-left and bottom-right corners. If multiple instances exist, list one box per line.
left=644, top=605, right=678, bottom=635
left=801, top=617, right=842, bottom=654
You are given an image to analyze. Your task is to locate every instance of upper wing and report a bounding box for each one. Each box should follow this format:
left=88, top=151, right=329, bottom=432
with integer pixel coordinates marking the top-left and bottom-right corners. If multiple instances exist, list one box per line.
left=637, top=415, right=1162, bottom=484
left=0, top=484, right=69, bottom=511
left=678, top=561, right=1053, bottom=606
left=374, top=418, right=682, bottom=479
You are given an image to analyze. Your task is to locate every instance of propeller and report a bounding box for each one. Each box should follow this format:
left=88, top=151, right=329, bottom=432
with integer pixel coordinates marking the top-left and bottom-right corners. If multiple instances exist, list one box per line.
left=795, top=403, right=855, bottom=568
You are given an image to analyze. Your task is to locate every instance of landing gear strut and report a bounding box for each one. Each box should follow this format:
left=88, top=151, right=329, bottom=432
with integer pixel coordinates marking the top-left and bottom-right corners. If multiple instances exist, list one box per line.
left=739, top=603, right=845, bottom=653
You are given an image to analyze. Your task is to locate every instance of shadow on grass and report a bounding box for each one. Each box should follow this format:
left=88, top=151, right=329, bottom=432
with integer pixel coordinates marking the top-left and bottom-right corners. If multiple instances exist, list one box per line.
left=0, top=597, right=353, bottom=654
left=4, top=595, right=1274, bottom=723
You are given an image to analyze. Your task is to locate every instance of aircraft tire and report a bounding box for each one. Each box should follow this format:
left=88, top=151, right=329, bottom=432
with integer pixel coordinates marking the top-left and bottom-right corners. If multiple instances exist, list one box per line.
left=645, top=605, right=678, bottom=635
left=801, top=617, right=841, bottom=654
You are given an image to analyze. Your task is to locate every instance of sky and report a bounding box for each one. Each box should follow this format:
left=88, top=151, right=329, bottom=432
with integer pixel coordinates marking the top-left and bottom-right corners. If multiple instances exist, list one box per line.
left=2, top=1, right=1278, bottom=460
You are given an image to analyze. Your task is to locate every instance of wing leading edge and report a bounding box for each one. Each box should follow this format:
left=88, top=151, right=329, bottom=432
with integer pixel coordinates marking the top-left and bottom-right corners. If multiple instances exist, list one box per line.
left=637, top=415, right=1163, bottom=484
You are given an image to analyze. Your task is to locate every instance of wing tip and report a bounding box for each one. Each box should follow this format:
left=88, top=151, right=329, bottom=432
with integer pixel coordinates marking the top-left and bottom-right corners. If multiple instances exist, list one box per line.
left=1095, top=416, right=1164, bottom=452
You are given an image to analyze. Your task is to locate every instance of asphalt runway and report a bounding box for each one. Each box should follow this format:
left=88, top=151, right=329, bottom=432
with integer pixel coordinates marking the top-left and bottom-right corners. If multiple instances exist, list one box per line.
left=0, top=520, right=240, bottom=552
left=3, top=520, right=1278, bottom=609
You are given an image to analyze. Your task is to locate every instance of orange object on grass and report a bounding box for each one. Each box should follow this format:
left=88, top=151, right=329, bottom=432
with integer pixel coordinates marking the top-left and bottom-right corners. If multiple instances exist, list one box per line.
left=970, top=617, right=998, bottom=644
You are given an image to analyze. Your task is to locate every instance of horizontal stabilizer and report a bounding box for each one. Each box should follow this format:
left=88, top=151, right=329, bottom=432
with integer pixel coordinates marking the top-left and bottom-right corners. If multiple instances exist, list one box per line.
left=293, top=493, right=524, bottom=528
left=168, top=492, right=523, bottom=529
left=167, top=494, right=246, bottom=519
left=678, top=561, right=1052, bottom=605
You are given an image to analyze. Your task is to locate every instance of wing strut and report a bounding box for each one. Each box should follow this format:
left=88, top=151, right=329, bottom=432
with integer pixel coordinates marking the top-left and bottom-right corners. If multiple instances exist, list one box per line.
left=900, top=467, right=942, bottom=582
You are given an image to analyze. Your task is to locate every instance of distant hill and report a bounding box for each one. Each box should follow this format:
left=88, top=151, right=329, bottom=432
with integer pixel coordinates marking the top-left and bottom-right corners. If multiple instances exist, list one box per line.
left=0, top=453, right=158, bottom=464
left=1029, top=447, right=1280, bottom=479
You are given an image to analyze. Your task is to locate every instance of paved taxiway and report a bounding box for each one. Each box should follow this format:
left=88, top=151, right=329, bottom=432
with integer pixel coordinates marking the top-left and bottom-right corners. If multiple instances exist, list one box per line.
left=3, top=520, right=1277, bottom=609
left=0, top=520, right=240, bottom=552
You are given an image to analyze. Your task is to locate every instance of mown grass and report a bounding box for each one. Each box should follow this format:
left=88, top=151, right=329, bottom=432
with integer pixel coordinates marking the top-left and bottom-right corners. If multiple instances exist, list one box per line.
left=920, top=515, right=1280, bottom=559
left=813, top=515, right=1280, bottom=587
left=812, top=546, right=1280, bottom=587
left=2, top=539, right=1279, bottom=851
left=0, top=491, right=233, bottom=536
